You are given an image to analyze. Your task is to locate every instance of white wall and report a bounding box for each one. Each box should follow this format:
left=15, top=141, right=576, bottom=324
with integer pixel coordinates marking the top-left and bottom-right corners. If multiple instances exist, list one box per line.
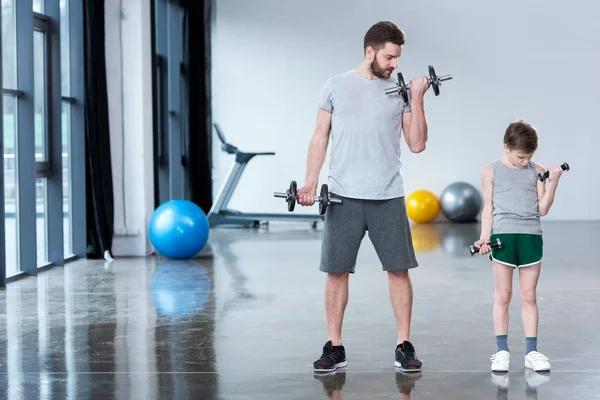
left=105, top=0, right=155, bottom=255
left=212, top=0, right=600, bottom=220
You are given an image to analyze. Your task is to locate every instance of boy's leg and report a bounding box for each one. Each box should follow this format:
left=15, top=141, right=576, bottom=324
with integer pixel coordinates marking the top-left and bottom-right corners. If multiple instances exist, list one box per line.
left=491, top=260, right=514, bottom=372
left=520, top=263, right=550, bottom=371
left=518, top=263, right=541, bottom=339
left=516, top=234, right=544, bottom=344
left=493, top=260, right=514, bottom=338
left=517, top=234, right=550, bottom=371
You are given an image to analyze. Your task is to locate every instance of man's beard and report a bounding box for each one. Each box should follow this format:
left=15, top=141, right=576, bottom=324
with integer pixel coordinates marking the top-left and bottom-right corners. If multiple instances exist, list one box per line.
left=370, top=57, right=394, bottom=79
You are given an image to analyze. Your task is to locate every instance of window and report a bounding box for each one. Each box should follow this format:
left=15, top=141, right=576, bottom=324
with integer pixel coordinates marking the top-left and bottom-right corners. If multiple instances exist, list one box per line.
left=33, top=17, right=51, bottom=266
left=3, top=96, right=19, bottom=276
left=2, top=0, right=20, bottom=276
left=60, top=0, right=73, bottom=256
left=33, top=0, right=44, bottom=13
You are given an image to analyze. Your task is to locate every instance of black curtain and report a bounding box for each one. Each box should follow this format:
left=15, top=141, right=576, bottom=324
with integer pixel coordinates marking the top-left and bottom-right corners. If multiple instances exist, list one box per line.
left=83, top=0, right=114, bottom=258
left=182, top=0, right=213, bottom=214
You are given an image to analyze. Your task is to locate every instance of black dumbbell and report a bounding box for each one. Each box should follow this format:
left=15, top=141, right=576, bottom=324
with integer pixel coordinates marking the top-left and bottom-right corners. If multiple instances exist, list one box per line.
left=538, top=162, right=569, bottom=182
left=385, top=65, right=453, bottom=103
left=469, top=237, right=503, bottom=256
left=274, top=181, right=343, bottom=215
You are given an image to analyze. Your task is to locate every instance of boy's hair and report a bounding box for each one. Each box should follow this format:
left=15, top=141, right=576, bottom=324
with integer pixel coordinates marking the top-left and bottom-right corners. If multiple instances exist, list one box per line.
left=363, top=21, right=406, bottom=53
left=504, top=120, right=538, bottom=153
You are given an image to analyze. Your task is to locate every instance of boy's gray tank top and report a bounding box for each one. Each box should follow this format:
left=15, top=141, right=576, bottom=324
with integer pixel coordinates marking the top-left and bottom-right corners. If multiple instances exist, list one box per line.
left=492, top=160, right=543, bottom=235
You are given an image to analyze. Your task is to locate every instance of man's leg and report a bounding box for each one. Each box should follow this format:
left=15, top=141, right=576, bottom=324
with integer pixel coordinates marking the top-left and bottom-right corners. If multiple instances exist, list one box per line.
left=326, top=272, right=350, bottom=346
left=388, top=269, right=413, bottom=344
left=314, top=195, right=365, bottom=372
left=364, top=197, right=421, bottom=371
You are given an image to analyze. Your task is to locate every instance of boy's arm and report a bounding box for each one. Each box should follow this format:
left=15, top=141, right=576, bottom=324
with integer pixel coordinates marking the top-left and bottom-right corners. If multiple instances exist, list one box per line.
left=536, top=163, right=562, bottom=216
left=479, top=164, right=494, bottom=240
left=474, top=164, right=494, bottom=254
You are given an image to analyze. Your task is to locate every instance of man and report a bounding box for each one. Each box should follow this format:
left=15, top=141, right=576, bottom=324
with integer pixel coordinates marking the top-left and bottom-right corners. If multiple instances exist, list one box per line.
left=297, top=21, right=430, bottom=373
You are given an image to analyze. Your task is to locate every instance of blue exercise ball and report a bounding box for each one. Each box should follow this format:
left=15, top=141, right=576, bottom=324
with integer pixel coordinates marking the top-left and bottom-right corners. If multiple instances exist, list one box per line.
left=149, top=199, right=209, bottom=259
left=151, top=260, right=211, bottom=317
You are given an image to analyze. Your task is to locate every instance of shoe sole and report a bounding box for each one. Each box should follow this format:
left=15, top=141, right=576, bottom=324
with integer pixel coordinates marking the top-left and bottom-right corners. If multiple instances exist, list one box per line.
left=491, top=367, right=509, bottom=372
left=394, top=361, right=422, bottom=372
left=313, top=360, right=347, bottom=373
left=525, top=365, right=551, bottom=372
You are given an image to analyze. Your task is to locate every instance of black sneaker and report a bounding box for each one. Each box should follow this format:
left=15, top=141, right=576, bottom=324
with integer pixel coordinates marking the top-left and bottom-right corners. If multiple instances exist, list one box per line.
left=313, top=341, right=347, bottom=372
left=395, top=341, right=422, bottom=372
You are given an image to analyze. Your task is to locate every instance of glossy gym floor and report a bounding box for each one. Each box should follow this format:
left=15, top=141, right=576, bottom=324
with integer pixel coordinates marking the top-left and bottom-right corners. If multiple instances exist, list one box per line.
left=0, top=221, right=598, bottom=399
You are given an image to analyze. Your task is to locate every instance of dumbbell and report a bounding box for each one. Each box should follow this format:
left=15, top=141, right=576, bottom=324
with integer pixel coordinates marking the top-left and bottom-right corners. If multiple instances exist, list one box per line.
left=274, top=180, right=343, bottom=215
left=469, top=237, right=503, bottom=256
left=385, top=65, right=453, bottom=103
left=538, top=162, right=569, bottom=182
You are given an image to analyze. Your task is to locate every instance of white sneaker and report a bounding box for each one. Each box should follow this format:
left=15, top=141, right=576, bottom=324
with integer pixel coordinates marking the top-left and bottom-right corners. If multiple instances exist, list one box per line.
left=524, top=351, right=551, bottom=372
left=490, top=350, right=510, bottom=372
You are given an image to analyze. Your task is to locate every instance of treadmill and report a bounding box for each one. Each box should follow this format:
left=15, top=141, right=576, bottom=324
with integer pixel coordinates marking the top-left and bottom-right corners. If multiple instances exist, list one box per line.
left=207, top=124, right=324, bottom=228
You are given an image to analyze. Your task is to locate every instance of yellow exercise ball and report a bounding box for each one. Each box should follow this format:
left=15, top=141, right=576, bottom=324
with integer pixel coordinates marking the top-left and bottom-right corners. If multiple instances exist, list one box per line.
left=406, top=190, right=440, bottom=223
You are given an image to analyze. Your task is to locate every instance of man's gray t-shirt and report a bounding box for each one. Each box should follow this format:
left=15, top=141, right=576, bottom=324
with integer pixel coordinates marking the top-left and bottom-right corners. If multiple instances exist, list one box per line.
left=318, top=69, right=411, bottom=200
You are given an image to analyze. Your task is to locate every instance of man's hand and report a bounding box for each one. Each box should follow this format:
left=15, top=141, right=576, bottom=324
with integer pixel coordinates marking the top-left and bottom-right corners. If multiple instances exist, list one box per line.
left=409, top=75, right=430, bottom=99
left=297, top=185, right=317, bottom=206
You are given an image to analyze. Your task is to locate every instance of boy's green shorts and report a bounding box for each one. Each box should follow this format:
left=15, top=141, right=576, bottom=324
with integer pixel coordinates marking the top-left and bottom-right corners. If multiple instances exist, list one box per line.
left=490, top=233, right=543, bottom=268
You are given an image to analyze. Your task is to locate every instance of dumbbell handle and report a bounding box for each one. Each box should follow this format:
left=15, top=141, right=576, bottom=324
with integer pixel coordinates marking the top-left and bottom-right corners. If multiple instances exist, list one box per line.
left=538, top=162, right=569, bottom=182
left=273, top=192, right=342, bottom=205
left=469, top=238, right=502, bottom=256
left=274, top=191, right=292, bottom=199
left=385, top=74, right=453, bottom=95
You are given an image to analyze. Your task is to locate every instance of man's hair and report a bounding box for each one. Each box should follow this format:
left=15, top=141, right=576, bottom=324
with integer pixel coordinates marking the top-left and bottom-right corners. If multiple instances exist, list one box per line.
left=363, top=21, right=406, bottom=53
left=504, top=120, right=538, bottom=153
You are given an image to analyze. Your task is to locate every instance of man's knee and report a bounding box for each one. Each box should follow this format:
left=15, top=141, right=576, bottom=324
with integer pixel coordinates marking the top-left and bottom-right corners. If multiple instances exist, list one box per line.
left=327, top=272, right=350, bottom=282
left=387, top=269, right=409, bottom=280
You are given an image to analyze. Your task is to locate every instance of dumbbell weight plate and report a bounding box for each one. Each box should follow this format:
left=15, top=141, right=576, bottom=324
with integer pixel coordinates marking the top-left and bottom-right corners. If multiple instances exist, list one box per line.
left=288, top=180, right=297, bottom=212
left=319, top=184, right=329, bottom=215
left=398, top=72, right=409, bottom=104
left=428, top=65, right=440, bottom=96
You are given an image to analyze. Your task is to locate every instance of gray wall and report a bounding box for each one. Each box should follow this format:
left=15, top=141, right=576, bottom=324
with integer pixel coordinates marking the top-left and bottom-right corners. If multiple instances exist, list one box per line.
left=211, top=0, right=600, bottom=220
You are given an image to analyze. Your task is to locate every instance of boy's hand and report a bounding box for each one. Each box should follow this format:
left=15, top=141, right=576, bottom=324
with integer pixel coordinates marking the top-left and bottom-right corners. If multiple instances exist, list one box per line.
left=547, top=164, right=563, bottom=183
left=474, top=237, right=492, bottom=255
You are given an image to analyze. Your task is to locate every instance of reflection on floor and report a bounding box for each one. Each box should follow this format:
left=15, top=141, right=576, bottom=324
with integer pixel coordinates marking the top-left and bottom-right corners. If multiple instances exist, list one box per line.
left=0, top=221, right=598, bottom=399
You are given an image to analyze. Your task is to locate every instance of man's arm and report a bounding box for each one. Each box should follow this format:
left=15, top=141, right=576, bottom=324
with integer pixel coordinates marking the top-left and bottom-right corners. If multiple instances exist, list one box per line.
left=304, top=108, right=332, bottom=190
left=401, top=77, right=429, bottom=153
left=297, top=108, right=332, bottom=206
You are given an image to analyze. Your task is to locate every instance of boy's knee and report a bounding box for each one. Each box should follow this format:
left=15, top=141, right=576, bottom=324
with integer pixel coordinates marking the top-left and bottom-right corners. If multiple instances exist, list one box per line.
left=495, top=289, right=512, bottom=305
left=520, top=288, right=537, bottom=306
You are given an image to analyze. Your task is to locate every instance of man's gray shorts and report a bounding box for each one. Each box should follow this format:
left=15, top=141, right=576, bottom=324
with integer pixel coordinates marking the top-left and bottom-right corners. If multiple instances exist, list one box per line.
left=320, top=194, right=419, bottom=274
